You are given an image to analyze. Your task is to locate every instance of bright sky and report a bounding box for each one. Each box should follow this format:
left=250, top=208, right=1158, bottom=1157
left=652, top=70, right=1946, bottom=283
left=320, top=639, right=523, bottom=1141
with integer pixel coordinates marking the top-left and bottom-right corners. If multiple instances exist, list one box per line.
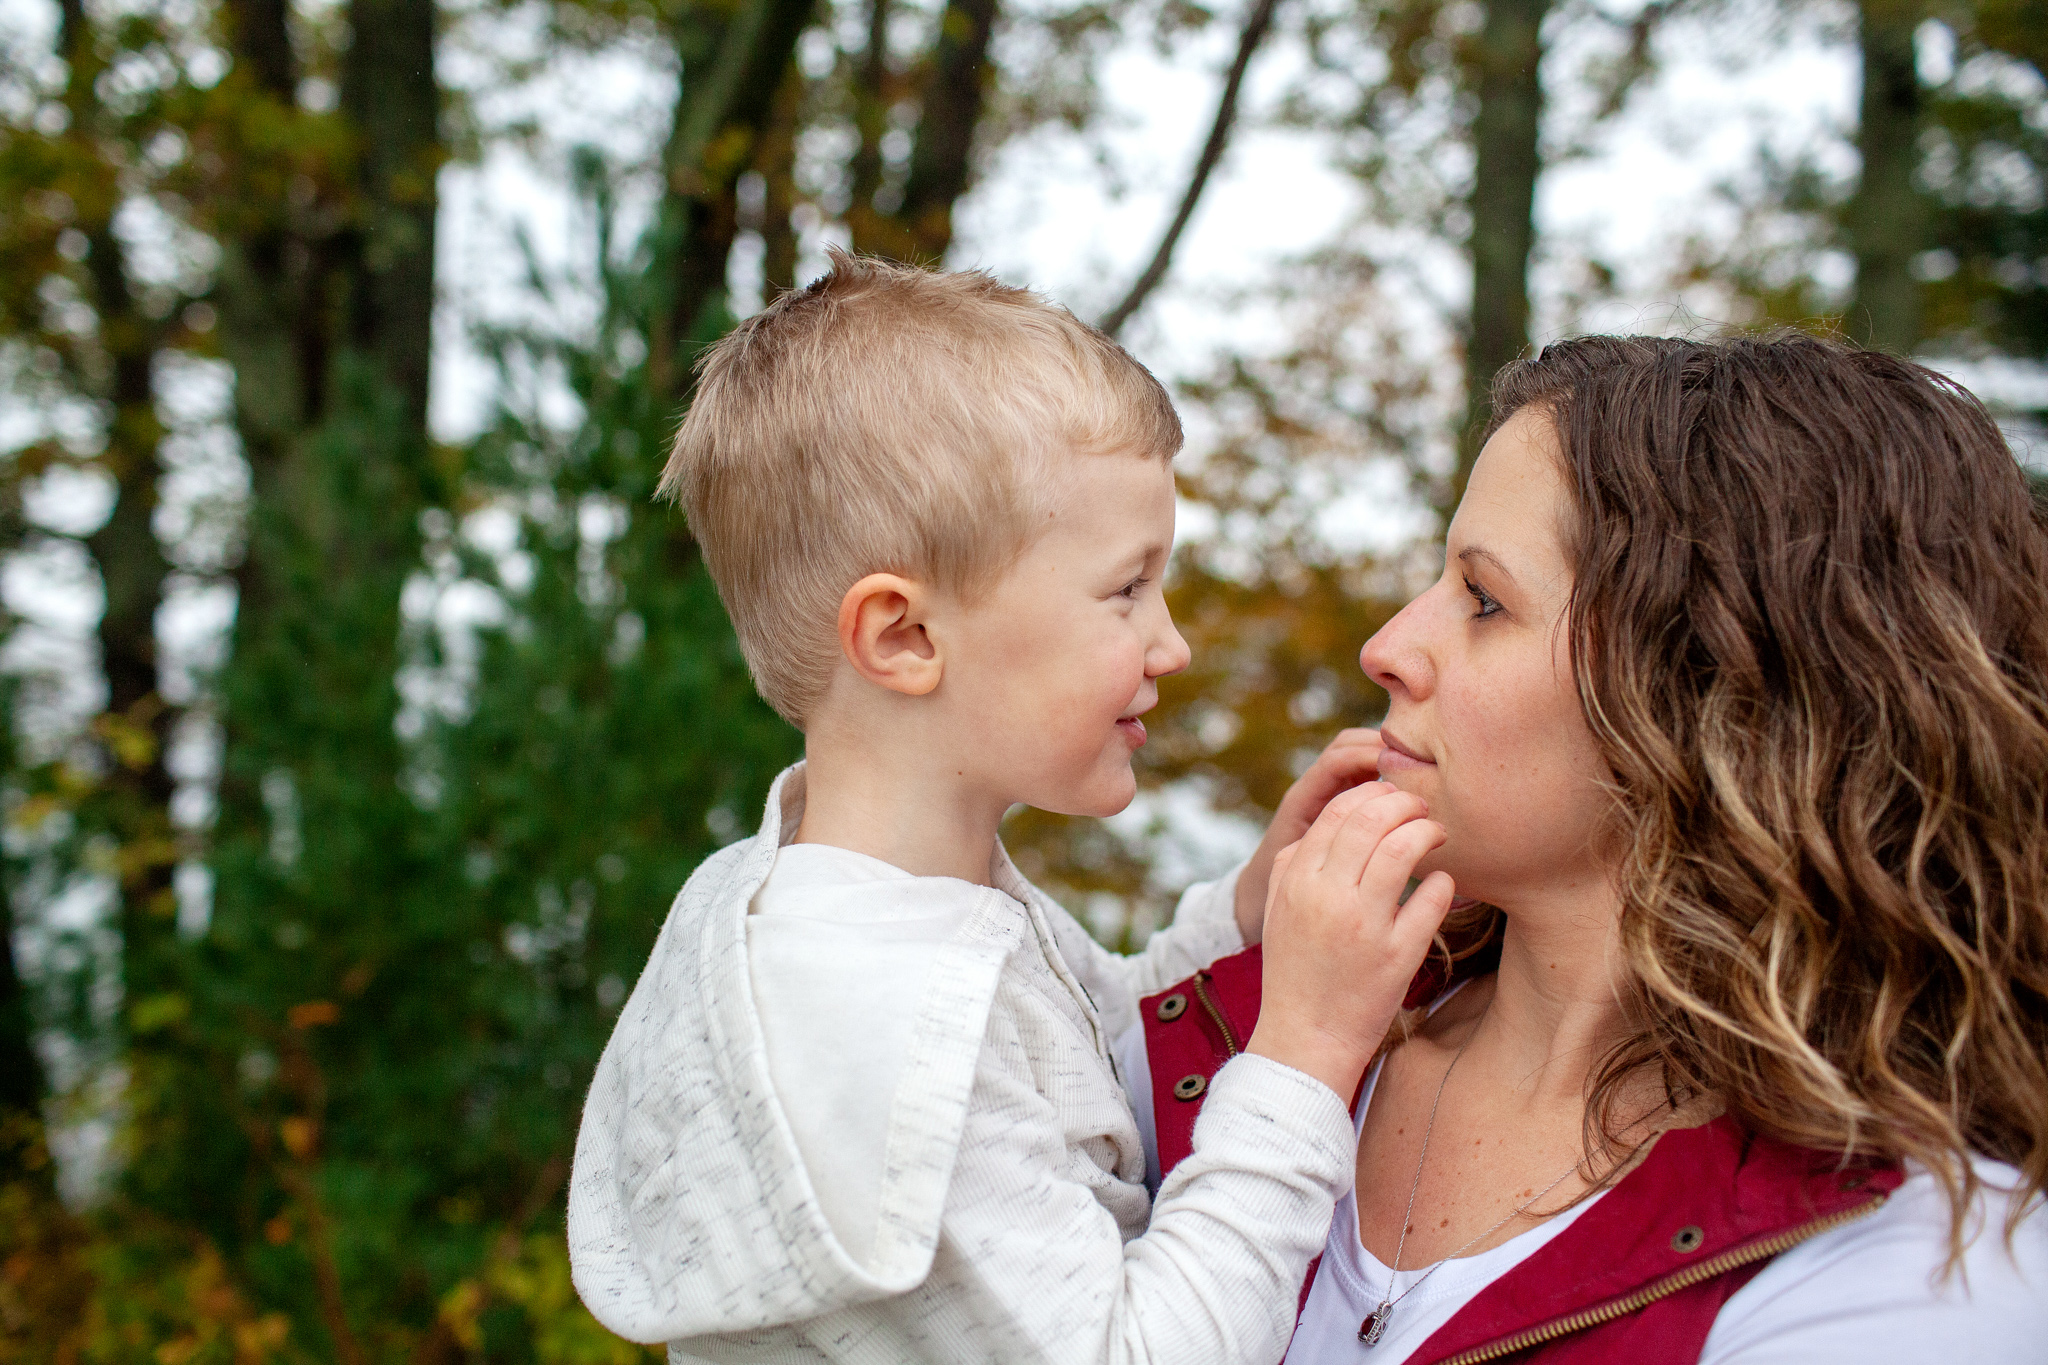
left=421, top=0, right=1896, bottom=559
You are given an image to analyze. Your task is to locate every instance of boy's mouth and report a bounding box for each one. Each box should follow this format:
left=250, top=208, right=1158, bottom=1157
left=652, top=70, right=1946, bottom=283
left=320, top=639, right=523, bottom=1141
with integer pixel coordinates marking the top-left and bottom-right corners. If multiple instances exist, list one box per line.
left=1115, top=716, right=1147, bottom=746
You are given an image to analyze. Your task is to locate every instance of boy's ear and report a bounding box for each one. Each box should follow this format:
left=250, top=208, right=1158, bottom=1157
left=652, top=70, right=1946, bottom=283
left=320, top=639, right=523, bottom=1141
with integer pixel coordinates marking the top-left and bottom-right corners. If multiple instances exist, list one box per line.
left=837, top=573, right=942, bottom=696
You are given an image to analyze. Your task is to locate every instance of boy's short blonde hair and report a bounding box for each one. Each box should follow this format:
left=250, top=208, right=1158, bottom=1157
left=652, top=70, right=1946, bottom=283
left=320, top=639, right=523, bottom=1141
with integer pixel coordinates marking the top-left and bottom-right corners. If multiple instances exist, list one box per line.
left=659, top=252, right=1183, bottom=728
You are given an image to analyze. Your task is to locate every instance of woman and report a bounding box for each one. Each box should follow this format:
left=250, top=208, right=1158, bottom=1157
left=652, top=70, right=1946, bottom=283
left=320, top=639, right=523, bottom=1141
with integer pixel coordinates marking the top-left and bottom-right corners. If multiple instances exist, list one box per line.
left=1137, top=334, right=2048, bottom=1361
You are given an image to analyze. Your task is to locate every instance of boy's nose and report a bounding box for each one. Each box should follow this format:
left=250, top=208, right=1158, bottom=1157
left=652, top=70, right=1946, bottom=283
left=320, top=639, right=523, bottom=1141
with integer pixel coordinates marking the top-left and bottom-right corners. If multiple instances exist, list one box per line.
left=1149, top=613, right=1192, bottom=678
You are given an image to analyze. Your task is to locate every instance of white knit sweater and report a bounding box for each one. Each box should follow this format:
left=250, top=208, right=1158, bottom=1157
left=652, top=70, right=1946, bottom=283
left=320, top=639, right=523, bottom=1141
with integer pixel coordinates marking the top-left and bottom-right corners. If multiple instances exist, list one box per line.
left=568, top=764, right=1355, bottom=1364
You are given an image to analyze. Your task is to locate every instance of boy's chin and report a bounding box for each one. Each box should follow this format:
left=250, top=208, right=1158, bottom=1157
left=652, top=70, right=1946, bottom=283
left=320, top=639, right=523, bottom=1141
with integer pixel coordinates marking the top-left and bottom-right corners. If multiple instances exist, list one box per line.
left=1033, top=765, right=1138, bottom=820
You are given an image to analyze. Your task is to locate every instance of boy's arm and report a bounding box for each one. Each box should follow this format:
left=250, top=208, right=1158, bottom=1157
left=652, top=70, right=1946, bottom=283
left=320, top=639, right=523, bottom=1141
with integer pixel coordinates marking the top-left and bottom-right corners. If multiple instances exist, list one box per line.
left=861, top=785, right=1451, bottom=1365
left=895, top=1032, right=1354, bottom=1365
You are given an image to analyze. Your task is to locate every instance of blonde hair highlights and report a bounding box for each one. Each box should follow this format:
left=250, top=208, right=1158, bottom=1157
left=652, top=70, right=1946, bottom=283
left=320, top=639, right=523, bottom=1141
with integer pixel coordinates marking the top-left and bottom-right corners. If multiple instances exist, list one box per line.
left=660, top=252, right=1182, bottom=727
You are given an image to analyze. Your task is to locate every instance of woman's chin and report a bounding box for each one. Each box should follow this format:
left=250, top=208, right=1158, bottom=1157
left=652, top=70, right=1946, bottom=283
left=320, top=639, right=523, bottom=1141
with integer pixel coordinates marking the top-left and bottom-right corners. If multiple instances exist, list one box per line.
left=1377, top=765, right=1434, bottom=800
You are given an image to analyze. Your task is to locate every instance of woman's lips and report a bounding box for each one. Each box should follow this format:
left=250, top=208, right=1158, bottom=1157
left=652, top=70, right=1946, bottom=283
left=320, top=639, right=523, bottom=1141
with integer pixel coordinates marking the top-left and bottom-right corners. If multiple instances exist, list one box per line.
left=1115, top=716, right=1147, bottom=746
left=1377, top=730, right=1434, bottom=772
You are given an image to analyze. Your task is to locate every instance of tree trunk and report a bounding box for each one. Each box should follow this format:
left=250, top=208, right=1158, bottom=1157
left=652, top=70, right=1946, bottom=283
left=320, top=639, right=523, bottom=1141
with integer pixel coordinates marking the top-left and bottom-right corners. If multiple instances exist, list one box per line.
left=338, top=0, right=440, bottom=431
left=0, top=671, right=48, bottom=1187
left=0, top=478, right=32, bottom=1175
left=213, top=0, right=442, bottom=819
left=846, top=0, right=895, bottom=254
left=890, top=0, right=998, bottom=262
left=1454, top=0, right=1550, bottom=519
left=1846, top=0, right=1925, bottom=354
left=56, top=0, right=182, bottom=1024
left=755, top=64, right=805, bottom=299
left=649, top=0, right=820, bottom=396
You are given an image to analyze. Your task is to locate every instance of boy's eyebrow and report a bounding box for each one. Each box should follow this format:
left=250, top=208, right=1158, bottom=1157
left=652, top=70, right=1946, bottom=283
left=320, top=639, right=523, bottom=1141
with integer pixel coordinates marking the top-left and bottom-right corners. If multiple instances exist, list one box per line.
left=1456, top=546, right=1516, bottom=584
left=1111, top=543, right=1167, bottom=575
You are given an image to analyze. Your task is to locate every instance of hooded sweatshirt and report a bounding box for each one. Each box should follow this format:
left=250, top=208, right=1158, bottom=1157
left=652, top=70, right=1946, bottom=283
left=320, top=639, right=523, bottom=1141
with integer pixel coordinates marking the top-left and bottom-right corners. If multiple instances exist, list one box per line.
left=567, top=764, right=1357, bottom=1364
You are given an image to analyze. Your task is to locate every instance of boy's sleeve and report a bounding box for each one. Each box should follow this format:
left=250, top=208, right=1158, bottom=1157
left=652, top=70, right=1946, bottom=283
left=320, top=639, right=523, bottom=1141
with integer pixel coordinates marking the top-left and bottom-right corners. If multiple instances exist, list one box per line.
left=835, top=1032, right=1352, bottom=1365
left=1122, top=864, right=1248, bottom=990
left=1034, top=864, right=1249, bottom=1046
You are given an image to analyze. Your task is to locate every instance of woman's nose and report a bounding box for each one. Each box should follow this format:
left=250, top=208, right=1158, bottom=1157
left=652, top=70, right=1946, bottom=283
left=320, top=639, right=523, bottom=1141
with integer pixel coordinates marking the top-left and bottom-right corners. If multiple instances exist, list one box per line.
left=1360, top=596, right=1431, bottom=699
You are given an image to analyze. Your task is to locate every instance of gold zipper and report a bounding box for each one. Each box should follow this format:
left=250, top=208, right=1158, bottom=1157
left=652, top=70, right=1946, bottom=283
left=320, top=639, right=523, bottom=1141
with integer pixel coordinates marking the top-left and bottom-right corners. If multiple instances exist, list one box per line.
left=1429, top=1194, right=1889, bottom=1365
left=1190, top=970, right=1241, bottom=1057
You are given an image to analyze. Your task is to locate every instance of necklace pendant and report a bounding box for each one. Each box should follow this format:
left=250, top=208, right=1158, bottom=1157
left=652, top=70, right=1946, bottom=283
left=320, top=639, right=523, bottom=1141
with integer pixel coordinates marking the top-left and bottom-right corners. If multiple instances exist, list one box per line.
left=1358, top=1304, right=1392, bottom=1347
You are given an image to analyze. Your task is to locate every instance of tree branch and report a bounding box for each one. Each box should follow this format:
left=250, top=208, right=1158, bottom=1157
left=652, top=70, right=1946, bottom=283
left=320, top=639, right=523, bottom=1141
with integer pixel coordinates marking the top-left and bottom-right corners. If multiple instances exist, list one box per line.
left=1098, top=0, right=1284, bottom=339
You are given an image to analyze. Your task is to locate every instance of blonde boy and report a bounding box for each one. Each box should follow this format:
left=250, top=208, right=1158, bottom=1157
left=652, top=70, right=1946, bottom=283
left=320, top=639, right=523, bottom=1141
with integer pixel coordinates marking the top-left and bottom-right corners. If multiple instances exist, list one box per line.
left=567, top=254, right=1454, bottom=1364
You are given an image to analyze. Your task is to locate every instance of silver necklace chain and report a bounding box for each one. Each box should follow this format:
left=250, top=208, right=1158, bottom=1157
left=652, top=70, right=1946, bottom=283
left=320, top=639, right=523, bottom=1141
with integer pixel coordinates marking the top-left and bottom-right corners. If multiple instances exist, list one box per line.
left=1358, top=1035, right=1585, bottom=1348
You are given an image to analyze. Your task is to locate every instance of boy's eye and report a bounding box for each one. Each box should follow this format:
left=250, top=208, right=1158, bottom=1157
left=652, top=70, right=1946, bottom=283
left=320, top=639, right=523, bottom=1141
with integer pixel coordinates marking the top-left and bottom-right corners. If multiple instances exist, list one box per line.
left=1118, top=577, right=1149, bottom=601
left=1463, top=577, right=1502, bottom=619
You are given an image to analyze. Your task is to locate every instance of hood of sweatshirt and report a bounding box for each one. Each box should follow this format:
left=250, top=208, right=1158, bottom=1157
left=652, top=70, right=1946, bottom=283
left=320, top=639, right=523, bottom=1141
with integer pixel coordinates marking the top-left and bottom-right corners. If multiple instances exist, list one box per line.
left=566, top=765, right=1023, bottom=1344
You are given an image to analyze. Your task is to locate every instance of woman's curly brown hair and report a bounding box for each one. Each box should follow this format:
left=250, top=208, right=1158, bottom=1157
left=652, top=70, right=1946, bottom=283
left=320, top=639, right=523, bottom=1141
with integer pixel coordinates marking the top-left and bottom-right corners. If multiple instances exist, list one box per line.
left=1489, top=333, right=2048, bottom=1248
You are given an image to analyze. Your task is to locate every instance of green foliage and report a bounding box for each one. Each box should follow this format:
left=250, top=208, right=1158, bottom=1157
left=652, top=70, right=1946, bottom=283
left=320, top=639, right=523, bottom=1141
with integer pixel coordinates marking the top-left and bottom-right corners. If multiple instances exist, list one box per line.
left=3, top=7, right=794, bottom=1356
left=104, top=163, right=796, bottom=1358
left=1919, top=38, right=2048, bottom=378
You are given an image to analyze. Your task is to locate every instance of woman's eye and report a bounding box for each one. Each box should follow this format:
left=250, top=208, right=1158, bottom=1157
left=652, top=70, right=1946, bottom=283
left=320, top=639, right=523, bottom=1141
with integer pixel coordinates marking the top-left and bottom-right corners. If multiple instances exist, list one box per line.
left=1463, top=577, right=1501, bottom=618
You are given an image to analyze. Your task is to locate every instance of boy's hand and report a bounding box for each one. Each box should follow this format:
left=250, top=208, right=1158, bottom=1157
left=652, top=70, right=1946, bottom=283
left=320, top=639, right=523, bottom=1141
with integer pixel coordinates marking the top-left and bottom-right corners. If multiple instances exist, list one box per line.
left=1244, top=782, right=1456, bottom=1102
left=1234, top=728, right=1384, bottom=943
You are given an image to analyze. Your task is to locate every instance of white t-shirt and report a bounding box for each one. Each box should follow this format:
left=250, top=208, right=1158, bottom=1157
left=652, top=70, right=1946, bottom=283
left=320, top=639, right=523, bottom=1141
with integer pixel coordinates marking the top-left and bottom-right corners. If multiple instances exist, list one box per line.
left=1274, top=1050, right=2048, bottom=1364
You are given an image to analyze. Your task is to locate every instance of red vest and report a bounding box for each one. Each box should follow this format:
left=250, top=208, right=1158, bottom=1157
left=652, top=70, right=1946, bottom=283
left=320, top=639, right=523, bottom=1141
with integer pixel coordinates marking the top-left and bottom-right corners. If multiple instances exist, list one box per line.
left=1140, top=945, right=1904, bottom=1364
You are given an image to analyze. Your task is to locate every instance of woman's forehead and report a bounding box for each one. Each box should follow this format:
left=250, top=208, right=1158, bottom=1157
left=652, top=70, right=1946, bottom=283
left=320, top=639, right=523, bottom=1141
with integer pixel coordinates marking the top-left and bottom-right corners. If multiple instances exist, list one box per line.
left=1449, top=410, right=1570, bottom=579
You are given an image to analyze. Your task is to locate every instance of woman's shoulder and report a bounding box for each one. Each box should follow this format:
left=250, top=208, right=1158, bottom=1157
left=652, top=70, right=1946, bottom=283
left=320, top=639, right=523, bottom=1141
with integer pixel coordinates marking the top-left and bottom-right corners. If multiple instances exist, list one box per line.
left=1700, top=1155, right=2048, bottom=1364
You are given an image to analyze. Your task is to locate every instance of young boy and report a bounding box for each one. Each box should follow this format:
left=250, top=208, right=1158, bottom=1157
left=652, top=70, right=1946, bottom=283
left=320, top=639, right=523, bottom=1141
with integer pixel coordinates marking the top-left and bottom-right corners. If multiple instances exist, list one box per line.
left=567, top=253, right=1455, bottom=1364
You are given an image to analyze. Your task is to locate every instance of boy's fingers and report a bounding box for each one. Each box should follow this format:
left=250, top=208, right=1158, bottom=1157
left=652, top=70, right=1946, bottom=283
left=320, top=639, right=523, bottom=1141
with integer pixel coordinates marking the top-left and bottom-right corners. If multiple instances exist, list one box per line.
left=1311, top=739, right=1383, bottom=789
left=1291, top=780, right=1396, bottom=867
left=1294, top=777, right=1409, bottom=875
left=1285, top=739, right=1387, bottom=820
left=1357, top=817, right=1447, bottom=907
left=1319, top=792, right=1429, bottom=881
left=1312, top=730, right=1382, bottom=774
left=1389, top=871, right=1458, bottom=959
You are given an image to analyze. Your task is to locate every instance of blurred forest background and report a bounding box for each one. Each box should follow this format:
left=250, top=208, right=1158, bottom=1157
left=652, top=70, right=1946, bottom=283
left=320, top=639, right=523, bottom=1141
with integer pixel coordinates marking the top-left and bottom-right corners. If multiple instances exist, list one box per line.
left=0, top=0, right=2042, bottom=1356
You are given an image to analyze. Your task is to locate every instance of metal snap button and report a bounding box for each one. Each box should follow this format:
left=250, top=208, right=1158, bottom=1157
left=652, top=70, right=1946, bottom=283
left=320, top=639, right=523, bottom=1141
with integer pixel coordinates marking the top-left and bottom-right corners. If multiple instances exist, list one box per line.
left=1173, top=1073, right=1208, bottom=1101
left=1156, top=992, right=1188, bottom=1022
left=1670, top=1225, right=1705, bottom=1254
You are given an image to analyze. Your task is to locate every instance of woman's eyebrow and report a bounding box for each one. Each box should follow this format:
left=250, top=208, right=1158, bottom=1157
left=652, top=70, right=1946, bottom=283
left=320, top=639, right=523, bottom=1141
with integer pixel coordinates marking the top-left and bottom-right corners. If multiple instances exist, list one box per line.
left=1456, top=546, right=1518, bottom=584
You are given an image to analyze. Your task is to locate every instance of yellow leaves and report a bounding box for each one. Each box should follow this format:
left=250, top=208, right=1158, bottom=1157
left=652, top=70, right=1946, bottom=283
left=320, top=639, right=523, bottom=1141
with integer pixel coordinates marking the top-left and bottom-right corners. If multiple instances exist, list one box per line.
left=276, top=1118, right=317, bottom=1161
left=129, top=994, right=190, bottom=1035
left=152, top=1337, right=197, bottom=1365
left=435, top=1280, right=486, bottom=1354
left=435, top=1237, right=653, bottom=1365
left=487, top=1237, right=653, bottom=1365
left=0, top=1168, right=91, bottom=1365
left=119, top=839, right=181, bottom=890
left=285, top=1001, right=338, bottom=1030
left=700, top=127, right=757, bottom=188
left=8, top=793, right=66, bottom=834
left=230, top=1316, right=288, bottom=1364
left=70, top=1235, right=291, bottom=1365
left=91, top=709, right=160, bottom=772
